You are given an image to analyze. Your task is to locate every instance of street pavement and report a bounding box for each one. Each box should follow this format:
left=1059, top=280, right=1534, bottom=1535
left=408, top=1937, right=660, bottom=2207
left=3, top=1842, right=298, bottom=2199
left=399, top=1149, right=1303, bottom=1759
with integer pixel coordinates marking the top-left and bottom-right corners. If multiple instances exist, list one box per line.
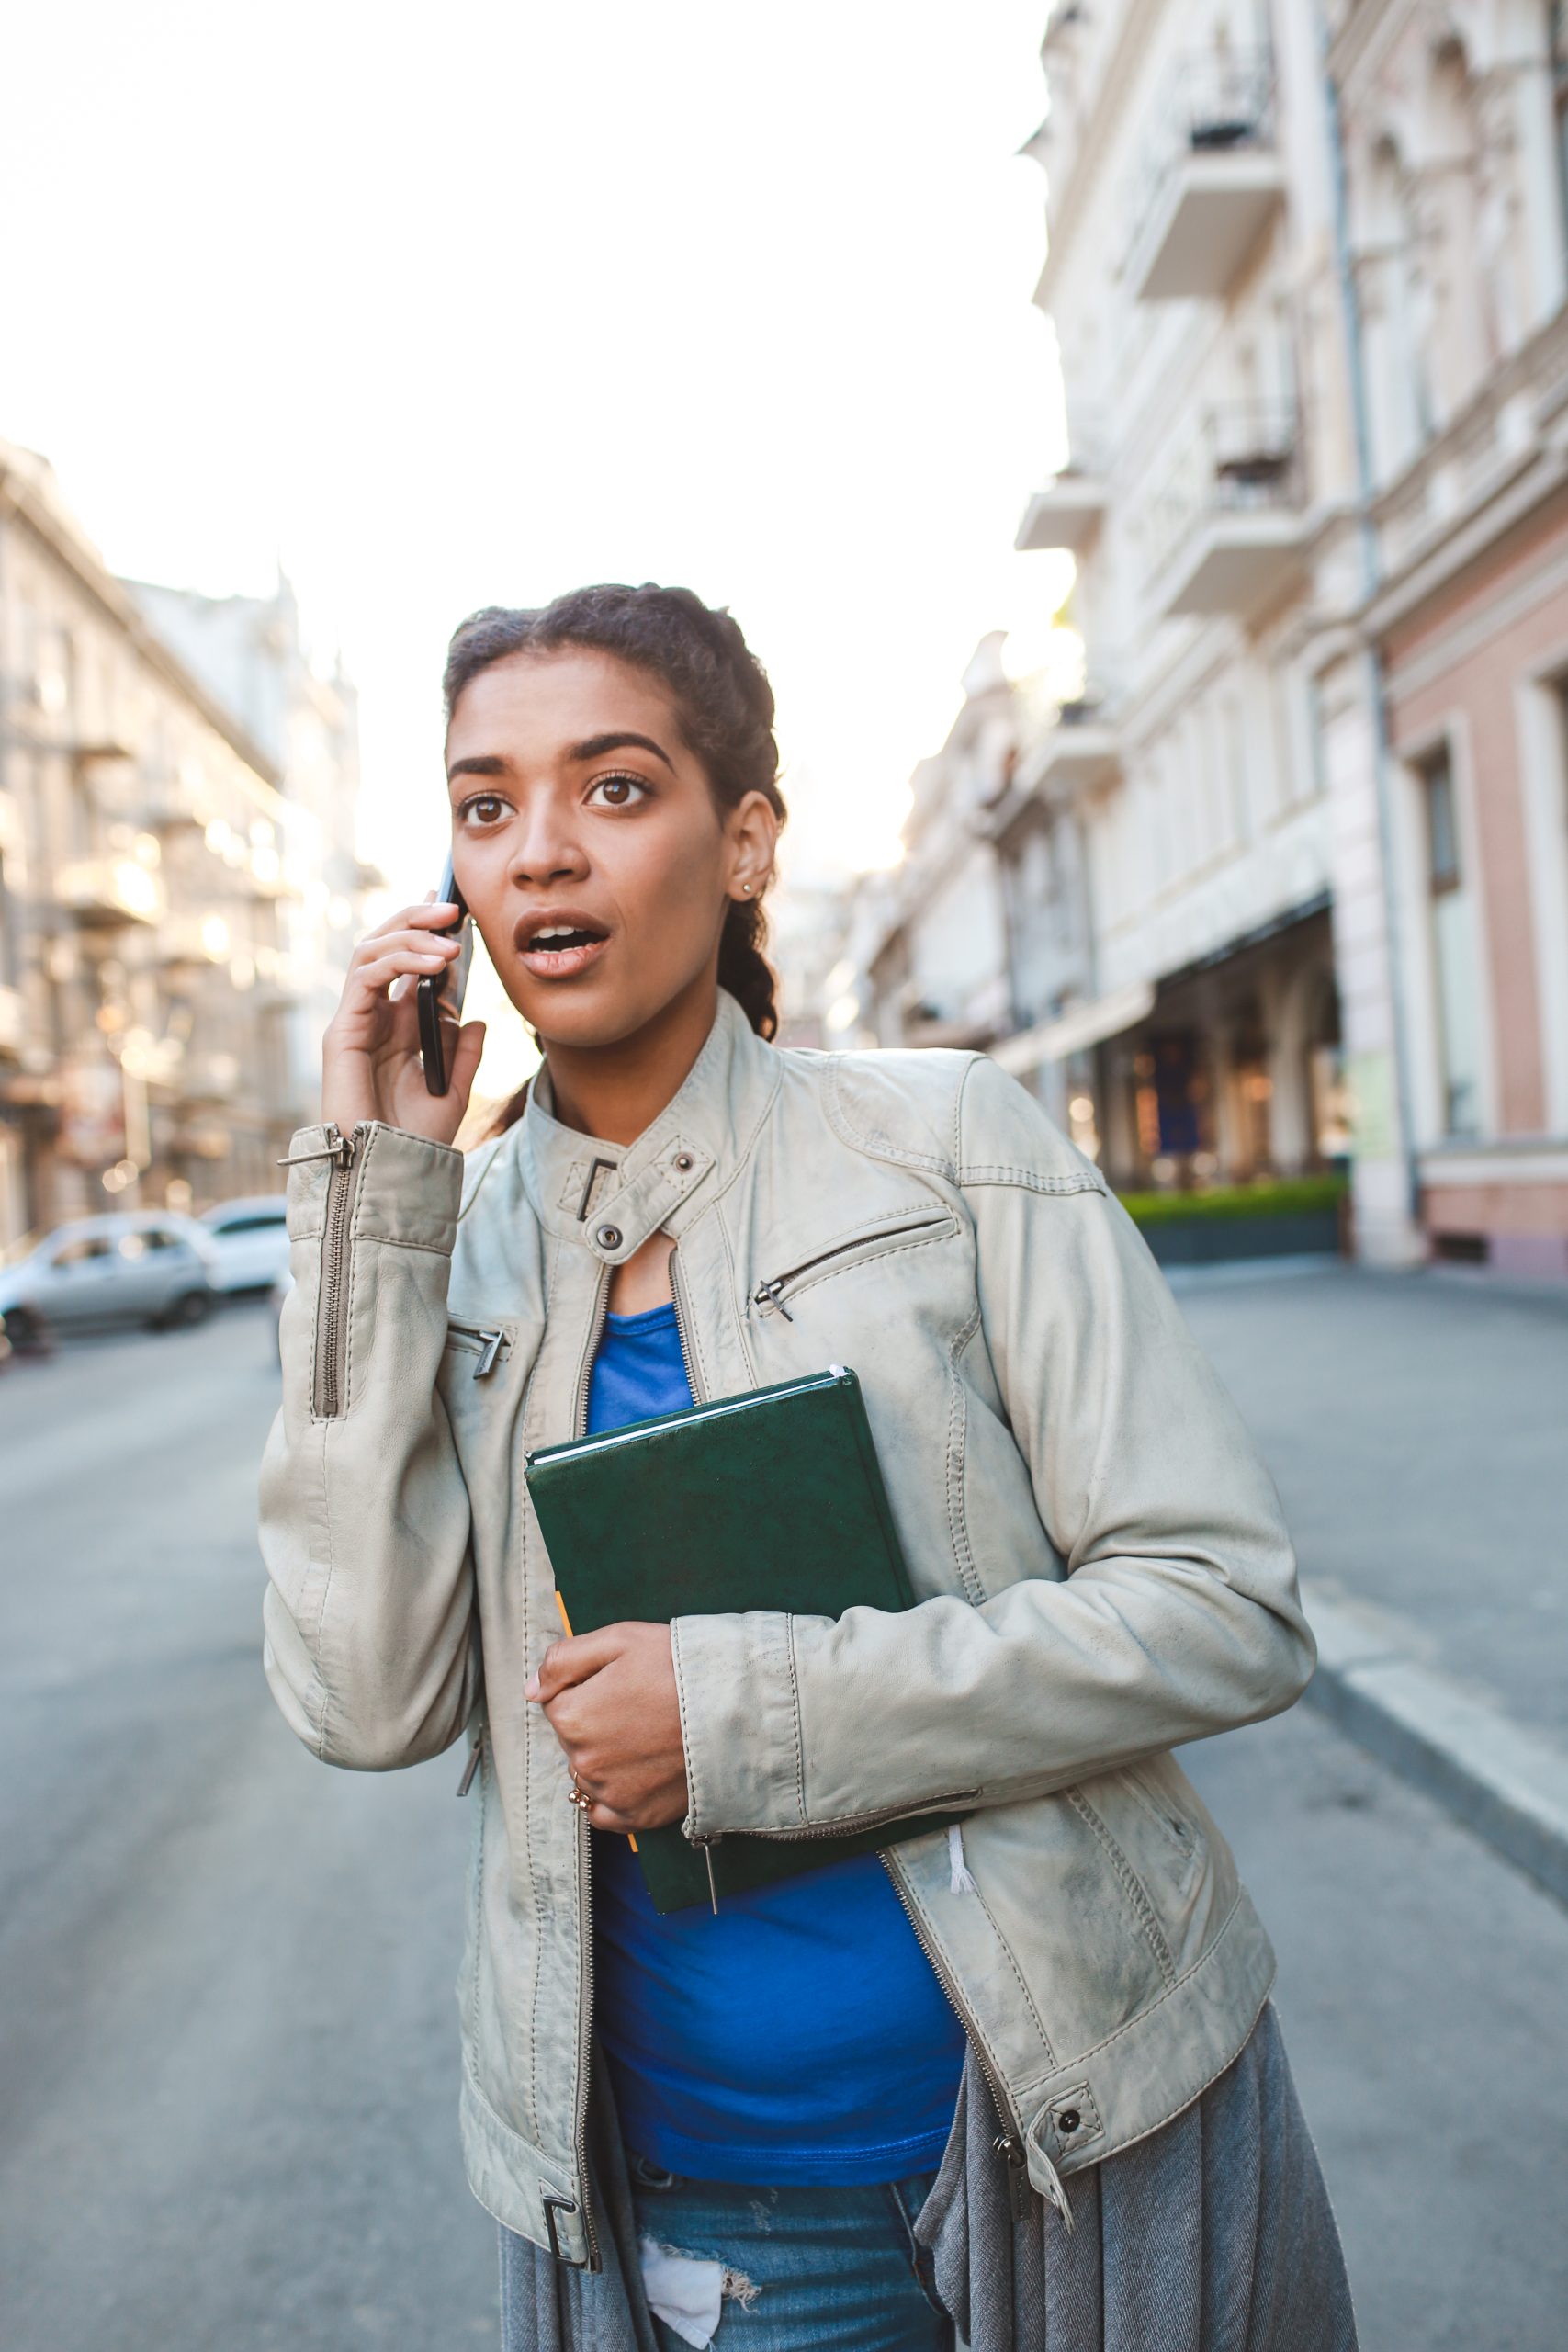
left=2, top=1284, right=1565, bottom=2350
left=1173, top=1262, right=1568, bottom=1747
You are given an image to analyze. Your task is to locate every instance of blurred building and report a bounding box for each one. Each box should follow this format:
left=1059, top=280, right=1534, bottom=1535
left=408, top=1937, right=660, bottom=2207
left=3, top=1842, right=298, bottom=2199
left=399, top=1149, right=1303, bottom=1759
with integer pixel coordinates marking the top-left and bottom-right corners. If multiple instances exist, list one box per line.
left=853, top=0, right=1568, bottom=1277
left=1010, top=2, right=1350, bottom=1209
left=857, top=635, right=1018, bottom=1051
left=1310, top=0, right=1568, bottom=1279
left=0, top=444, right=367, bottom=1245
left=127, top=571, right=377, bottom=1123
left=836, top=635, right=1106, bottom=1158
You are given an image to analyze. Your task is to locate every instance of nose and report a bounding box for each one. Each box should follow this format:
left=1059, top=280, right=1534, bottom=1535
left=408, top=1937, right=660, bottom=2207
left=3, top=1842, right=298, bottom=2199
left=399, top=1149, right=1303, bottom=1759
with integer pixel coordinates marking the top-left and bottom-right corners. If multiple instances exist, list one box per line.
left=506, top=789, right=589, bottom=888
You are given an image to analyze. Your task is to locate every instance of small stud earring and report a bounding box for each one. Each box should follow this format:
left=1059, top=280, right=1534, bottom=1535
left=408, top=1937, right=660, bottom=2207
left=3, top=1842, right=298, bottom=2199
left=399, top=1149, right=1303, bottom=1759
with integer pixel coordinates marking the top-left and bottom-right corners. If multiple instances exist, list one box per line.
left=741, top=882, right=752, bottom=896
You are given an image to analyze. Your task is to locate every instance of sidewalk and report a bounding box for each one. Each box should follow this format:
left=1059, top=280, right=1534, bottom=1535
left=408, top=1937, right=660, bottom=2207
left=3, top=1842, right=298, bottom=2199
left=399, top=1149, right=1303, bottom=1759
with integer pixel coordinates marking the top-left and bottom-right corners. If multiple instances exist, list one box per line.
left=1174, top=1262, right=1568, bottom=1902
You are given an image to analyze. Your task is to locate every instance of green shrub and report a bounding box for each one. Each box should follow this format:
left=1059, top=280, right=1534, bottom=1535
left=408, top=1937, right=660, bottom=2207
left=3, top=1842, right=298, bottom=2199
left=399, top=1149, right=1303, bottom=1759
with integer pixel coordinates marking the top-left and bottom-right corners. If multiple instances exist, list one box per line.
left=1116, top=1174, right=1348, bottom=1227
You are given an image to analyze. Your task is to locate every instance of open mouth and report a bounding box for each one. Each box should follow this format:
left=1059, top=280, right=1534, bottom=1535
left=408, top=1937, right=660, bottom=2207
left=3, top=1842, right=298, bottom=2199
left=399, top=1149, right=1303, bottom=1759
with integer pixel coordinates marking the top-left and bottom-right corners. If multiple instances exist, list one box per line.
left=514, top=912, right=611, bottom=980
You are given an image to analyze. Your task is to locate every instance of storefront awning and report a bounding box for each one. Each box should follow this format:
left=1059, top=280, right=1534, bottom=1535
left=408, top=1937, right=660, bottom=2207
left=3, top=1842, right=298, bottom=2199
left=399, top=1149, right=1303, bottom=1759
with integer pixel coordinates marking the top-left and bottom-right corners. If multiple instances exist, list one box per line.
left=989, top=979, right=1156, bottom=1077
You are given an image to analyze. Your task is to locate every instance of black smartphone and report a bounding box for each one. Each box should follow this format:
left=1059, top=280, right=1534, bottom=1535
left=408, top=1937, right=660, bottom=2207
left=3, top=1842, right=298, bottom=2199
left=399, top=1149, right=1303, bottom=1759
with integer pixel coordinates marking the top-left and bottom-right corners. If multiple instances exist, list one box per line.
left=417, top=858, right=475, bottom=1094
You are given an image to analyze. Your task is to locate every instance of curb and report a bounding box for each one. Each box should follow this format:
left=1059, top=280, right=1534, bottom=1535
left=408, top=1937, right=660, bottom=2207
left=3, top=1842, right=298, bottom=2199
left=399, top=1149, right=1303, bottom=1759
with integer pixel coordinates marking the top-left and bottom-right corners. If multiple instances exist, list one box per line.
left=1301, top=1583, right=1568, bottom=1908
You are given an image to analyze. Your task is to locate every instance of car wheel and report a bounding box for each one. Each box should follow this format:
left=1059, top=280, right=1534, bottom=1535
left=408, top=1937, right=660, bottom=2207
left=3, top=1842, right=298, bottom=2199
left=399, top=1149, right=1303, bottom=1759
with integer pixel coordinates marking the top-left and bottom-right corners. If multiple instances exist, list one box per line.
left=164, top=1290, right=214, bottom=1329
left=3, top=1304, right=53, bottom=1355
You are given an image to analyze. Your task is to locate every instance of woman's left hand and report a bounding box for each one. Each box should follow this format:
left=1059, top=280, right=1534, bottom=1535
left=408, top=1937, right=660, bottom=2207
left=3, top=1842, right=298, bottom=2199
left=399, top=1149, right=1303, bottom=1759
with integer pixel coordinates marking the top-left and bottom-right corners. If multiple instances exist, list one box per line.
left=526, top=1622, right=690, bottom=1832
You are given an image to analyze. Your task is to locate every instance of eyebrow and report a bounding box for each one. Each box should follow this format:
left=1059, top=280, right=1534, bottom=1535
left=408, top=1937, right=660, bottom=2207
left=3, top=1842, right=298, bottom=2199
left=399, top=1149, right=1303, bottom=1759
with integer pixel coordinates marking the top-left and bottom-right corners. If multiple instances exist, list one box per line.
left=568, top=731, right=676, bottom=773
left=446, top=731, right=677, bottom=786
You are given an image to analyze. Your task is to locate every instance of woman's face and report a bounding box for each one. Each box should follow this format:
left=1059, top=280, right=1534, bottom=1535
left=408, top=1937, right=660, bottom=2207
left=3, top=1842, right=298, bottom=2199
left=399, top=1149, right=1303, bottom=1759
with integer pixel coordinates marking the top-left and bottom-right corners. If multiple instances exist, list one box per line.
left=445, top=646, right=774, bottom=1051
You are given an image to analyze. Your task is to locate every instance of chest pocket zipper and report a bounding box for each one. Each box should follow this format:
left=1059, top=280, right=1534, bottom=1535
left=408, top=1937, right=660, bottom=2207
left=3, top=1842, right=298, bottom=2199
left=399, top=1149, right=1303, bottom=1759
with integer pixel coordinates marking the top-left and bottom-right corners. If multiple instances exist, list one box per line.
left=444, top=1320, right=512, bottom=1379
left=751, top=1210, right=958, bottom=1321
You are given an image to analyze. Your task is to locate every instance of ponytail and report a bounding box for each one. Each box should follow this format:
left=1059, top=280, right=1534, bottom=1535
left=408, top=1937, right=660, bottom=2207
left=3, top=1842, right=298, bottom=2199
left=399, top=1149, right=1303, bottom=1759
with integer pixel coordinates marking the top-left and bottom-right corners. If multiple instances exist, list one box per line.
left=717, top=896, right=781, bottom=1044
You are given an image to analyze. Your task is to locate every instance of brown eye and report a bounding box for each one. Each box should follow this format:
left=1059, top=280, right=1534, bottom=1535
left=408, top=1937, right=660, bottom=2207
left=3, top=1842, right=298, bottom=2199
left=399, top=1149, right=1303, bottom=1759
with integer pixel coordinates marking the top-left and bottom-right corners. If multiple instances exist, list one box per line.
left=461, top=794, right=506, bottom=826
left=588, top=772, right=649, bottom=808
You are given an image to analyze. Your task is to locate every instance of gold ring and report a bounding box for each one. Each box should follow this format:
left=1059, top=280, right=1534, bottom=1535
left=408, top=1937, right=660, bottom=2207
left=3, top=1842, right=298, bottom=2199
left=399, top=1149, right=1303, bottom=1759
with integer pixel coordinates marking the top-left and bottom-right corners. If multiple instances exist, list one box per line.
left=568, top=1778, right=592, bottom=1811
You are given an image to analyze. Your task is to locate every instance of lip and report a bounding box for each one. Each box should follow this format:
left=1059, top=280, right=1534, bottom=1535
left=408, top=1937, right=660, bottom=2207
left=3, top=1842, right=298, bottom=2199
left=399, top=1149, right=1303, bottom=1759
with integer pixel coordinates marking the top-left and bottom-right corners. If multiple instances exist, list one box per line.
left=512, top=906, right=613, bottom=982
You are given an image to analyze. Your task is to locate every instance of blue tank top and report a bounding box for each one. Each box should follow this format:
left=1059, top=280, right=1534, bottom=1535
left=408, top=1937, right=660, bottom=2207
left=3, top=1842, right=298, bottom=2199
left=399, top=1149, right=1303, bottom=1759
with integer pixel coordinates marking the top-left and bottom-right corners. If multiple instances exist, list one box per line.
left=587, top=1301, right=965, bottom=2185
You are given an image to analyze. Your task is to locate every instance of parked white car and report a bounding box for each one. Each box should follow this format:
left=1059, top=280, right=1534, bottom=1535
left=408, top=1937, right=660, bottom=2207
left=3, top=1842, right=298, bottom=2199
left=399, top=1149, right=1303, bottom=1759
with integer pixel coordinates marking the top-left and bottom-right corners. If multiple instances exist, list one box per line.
left=0, top=1212, right=221, bottom=1340
left=198, top=1194, right=290, bottom=1295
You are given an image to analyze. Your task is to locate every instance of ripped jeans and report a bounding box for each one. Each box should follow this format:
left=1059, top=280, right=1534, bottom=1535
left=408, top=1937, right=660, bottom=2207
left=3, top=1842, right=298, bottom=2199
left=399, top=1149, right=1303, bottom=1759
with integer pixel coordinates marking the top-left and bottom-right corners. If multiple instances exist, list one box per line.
left=500, top=2153, right=953, bottom=2352
left=631, top=2154, right=951, bottom=2352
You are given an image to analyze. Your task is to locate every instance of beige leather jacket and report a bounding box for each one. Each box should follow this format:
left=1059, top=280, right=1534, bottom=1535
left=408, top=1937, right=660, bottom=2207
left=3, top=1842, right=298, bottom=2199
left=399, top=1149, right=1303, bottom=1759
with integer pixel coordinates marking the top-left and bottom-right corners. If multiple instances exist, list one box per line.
left=259, top=988, right=1314, bottom=2266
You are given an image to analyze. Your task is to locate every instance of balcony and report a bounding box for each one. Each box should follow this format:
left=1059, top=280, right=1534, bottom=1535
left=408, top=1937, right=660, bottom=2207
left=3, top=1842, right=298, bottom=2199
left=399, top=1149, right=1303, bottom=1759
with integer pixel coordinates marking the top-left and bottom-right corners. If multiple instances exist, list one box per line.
left=1018, top=694, right=1122, bottom=799
left=1125, top=51, right=1284, bottom=303
left=142, top=773, right=206, bottom=831
left=1146, top=401, right=1308, bottom=621
left=1016, top=467, right=1108, bottom=556
left=55, top=857, right=164, bottom=928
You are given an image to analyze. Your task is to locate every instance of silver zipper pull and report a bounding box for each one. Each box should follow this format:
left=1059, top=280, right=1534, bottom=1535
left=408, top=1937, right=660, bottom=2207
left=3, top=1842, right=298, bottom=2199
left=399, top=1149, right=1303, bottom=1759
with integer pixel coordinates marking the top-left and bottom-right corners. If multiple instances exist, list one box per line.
left=703, top=1844, right=720, bottom=1915
left=277, top=1125, right=357, bottom=1170
left=751, top=1278, right=795, bottom=1323
left=472, top=1329, right=505, bottom=1379
left=457, top=1733, right=484, bottom=1796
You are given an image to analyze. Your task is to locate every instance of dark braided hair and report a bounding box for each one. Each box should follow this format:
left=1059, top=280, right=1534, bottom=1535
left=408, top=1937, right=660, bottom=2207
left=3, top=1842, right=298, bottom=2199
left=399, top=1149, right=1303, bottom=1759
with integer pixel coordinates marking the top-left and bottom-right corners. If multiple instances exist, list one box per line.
left=443, top=586, right=787, bottom=1101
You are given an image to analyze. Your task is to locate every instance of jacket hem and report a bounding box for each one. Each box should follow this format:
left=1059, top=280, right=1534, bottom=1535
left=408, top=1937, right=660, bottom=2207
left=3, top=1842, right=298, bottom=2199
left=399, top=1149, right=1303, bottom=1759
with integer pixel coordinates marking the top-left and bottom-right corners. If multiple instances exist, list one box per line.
left=1021, top=1886, right=1278, bottom=2188
left=459, top=2071, right=586, bottom=2264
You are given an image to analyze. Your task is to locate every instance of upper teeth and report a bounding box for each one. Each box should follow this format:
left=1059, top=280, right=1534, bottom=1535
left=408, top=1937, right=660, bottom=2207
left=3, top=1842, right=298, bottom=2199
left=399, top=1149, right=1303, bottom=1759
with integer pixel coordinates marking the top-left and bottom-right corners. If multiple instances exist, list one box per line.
left=534, top=927, right=576, bottom=943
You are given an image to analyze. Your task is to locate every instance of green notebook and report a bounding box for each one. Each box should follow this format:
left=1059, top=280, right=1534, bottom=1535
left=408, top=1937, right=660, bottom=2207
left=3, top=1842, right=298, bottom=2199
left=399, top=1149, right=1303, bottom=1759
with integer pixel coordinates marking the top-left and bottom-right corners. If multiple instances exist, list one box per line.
left=525, top=1365, right=963, bottom=1913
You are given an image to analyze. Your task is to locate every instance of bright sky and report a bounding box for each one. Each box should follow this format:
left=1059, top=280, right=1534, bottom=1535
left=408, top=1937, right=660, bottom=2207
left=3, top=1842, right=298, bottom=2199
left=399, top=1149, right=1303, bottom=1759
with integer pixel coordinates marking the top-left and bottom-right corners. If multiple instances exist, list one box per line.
left=5, top=4, right=1067, bottom=1080
left=8, top=5, right=1081, bottom=1091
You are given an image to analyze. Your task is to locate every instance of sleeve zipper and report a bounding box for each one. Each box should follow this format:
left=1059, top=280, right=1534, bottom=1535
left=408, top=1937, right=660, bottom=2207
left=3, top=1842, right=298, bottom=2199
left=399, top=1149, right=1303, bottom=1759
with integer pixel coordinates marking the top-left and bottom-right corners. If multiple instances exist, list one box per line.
left=278, top=1123, right=368, bottom=1420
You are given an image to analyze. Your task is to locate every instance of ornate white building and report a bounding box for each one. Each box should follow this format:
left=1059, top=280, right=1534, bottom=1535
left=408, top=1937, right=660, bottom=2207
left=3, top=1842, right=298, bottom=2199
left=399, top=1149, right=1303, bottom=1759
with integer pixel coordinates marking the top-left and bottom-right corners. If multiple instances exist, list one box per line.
left=1008, top=0, right=1351, bottom=1204
left=852, top=3, right=1568, bottom=1278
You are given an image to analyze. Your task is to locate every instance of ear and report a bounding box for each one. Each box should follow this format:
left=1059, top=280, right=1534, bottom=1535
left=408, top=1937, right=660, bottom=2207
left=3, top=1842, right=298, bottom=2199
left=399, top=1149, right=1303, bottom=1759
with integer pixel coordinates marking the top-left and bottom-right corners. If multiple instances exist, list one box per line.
left=725, top=789, right=780, bottom=900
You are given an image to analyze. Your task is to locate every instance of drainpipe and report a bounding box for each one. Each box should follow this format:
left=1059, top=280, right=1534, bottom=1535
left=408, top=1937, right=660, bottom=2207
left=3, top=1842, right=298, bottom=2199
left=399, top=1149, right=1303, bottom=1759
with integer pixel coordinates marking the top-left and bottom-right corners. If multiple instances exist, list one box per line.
left=1318, top=5, right=1423, bottom=1245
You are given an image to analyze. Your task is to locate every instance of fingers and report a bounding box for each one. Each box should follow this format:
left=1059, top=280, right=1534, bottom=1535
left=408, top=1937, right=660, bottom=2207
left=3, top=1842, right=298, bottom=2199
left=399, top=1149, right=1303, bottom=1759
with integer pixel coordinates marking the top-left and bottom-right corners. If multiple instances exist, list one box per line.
left=350, top=926, right=463, bottom=975
left=450, top=1019, right=488, bottom=1097
left=366, top=898, right=462, bottom=944
left=562, top=1763, right=676, bottom=1836
left=345, top=941, right=462, bottom=1008
left=525, top=1626, right=626, bottom=1703
left=583, top=1801, right=639, bottom=1837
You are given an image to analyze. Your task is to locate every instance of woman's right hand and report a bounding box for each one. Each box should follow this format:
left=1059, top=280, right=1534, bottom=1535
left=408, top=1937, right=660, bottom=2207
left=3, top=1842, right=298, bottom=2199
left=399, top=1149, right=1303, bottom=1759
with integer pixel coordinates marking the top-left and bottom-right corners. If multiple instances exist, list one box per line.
left=320, top=896, right=488, bottom=1146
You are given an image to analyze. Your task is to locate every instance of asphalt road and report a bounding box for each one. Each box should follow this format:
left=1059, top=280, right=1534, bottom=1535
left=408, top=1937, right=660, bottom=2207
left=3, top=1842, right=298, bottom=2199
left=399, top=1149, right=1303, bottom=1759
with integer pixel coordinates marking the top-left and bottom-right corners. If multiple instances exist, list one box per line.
left=0, top=1306, right=495, bottom=2349
left=2, top=1300, right=1565, bottom=2350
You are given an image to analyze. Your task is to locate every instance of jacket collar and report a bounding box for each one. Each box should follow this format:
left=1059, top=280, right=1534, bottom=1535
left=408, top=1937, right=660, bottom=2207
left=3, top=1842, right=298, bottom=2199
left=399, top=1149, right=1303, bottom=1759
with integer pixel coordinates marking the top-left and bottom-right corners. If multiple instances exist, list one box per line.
left=516, top=989, right=783, bottom=1269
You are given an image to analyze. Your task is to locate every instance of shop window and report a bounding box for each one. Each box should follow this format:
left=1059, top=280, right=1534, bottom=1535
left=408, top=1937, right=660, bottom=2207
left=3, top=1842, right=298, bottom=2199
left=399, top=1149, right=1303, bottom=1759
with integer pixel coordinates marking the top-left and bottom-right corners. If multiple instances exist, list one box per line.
left=1134, top=1033, right=1205, bottom=1175
left=1228, top=999, right=1273, bottom=1177
left=1419, top=746, right=1483, bottom=1137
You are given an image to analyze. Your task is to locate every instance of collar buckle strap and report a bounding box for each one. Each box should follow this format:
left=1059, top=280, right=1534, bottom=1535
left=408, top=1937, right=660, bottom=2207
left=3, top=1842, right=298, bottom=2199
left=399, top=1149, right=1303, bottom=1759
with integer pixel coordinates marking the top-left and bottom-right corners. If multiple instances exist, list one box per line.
left=579, top=1137, right=714, bottom=1261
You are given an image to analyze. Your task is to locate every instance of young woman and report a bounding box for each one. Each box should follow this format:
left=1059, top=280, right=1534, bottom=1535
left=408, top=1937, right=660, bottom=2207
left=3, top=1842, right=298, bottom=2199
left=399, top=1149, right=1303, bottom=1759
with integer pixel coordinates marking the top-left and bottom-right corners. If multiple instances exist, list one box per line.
left=259, top=583, right=1357, bottom=2352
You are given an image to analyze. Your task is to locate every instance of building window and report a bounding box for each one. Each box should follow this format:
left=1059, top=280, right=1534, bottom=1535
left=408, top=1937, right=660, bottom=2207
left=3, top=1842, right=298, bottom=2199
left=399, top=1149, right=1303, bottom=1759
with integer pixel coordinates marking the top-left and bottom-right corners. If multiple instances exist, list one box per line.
left=1420, top=746, right=1483, bottom=1137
